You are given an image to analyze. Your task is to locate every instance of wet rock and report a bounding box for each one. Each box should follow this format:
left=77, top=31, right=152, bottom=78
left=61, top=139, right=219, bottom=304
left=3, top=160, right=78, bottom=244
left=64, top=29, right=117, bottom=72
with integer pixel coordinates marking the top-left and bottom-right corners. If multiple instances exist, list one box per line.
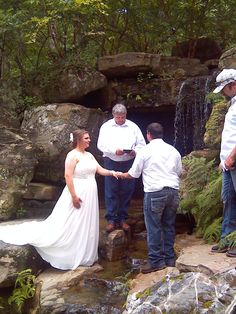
left=125, top=271, right=236, bottom=314
left=33, top=264, right=104, bottom=313
left=99, top=229, right=129, bottom=261
left=174, top=75, right=214, bottom=155
left=125, top=234, right=236, bottom=314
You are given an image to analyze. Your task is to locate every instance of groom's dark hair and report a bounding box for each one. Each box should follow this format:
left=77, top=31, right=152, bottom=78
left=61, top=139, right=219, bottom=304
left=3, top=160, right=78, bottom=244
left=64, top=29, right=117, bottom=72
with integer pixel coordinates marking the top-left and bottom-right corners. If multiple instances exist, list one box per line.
left=147, top=123, right=163, bottom=139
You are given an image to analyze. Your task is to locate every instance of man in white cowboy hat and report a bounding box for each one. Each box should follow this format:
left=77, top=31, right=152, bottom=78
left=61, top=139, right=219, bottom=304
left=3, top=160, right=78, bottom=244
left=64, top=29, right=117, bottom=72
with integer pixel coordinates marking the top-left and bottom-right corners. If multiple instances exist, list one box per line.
left=211, top=69, right=236, bottom=257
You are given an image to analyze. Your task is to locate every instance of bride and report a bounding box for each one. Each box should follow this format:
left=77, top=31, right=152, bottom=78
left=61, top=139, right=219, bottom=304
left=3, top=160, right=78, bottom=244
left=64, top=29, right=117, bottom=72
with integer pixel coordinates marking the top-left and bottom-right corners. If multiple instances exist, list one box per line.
left=0, top=129, right=118, bottom=270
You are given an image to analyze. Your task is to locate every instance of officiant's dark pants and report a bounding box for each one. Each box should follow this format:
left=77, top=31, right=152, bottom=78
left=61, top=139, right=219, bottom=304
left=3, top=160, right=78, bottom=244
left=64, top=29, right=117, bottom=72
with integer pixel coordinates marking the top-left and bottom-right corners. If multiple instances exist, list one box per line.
left=103, top=157, right=135, bottom=224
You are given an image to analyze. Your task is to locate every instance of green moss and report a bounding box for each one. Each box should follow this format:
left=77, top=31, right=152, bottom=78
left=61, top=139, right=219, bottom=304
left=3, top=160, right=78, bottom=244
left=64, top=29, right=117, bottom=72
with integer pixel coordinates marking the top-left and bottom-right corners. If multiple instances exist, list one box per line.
left=204, top=100, right=229, bottom=149
left=203, top=300, right=214, bottom=308
left=170, top=274, right=184, bottom=281
left=136, top=287, right=151, bottom=299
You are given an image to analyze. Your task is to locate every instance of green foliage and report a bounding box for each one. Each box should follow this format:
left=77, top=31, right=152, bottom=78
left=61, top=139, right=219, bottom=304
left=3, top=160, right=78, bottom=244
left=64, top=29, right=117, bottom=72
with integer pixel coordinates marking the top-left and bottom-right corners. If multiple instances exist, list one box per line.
left=206, top=92, right=225, bottom=105
left=0, top=0, right=236, bottom=82
left=179, top=156, right=222, bottom=238
left=0, top=297, right=4, bottom=310
left=221, top=230, right=236, bottom=248
left=203, top=217, right=222, bottom=243
left=204, top=100, right=229, bottom=149
left=115, top=270, right=133, bottom=292
left=137, top=72, right=154, bottom=83
left=195, top=174, right=222, bottom=237
left=136, top=287, right=151, bottom=299
left=0, top=1, right=236, bottom=109
left=135, top=94, right=142, bottom=101
left=8, top=269, right=36, bottom=313
left=16, top=207, right=27, bottom=219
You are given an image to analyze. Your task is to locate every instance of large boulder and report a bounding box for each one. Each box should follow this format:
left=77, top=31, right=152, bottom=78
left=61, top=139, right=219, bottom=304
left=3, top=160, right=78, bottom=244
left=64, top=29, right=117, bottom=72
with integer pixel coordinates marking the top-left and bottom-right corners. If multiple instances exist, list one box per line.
left=0, top=239, right=46, bottom=288
left=218, top=46, right=236, bottom=69
left=21, top=103, right=109, bottom=183
left=172, top=37, right=222, bottom=63
left=0, top=106, right=20, bottom=130
left=100, top=77, right=183, bottom=111
left=125, top=270, right=236, bottom=314
left=22, top=183, right=63, bottom=219
left=157, top=56, right=208, bottom=77
left=97, top=52, right=161, bottom=77
left=0, top=128, right=37, bottom=220
left=26, top=66, right=107, bottom=103
left=97, top=53, right=208, bottom=78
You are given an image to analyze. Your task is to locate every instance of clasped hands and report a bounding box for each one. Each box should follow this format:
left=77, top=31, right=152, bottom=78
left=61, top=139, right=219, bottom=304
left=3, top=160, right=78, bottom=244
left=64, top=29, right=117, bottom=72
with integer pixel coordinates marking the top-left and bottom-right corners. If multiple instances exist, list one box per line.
left=112, top=171, right=126, bottom=179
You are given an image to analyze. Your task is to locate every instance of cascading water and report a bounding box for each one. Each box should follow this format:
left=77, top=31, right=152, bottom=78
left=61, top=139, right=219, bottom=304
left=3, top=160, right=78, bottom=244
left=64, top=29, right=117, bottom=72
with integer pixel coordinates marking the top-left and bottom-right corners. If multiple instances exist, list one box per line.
left=174, top=70, right=219, bottom=156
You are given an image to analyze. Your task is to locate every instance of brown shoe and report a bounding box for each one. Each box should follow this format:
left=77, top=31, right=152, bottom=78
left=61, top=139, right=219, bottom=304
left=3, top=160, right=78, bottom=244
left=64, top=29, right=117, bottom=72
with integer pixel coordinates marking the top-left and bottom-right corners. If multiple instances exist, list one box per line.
left=226, top=247, right=236, bottom=257
left=121, top=222, right=130, bottom=231
left=106, top=223, right=115, bottom=233
left=140, top=262, right=166, bottom=274
left=211, top=244, right=228, bottom=253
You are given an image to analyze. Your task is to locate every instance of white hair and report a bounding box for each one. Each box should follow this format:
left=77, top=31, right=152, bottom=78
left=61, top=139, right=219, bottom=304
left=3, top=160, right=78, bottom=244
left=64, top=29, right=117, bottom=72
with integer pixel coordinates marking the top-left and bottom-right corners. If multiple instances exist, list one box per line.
left=112, top=104, right=127, bottom=115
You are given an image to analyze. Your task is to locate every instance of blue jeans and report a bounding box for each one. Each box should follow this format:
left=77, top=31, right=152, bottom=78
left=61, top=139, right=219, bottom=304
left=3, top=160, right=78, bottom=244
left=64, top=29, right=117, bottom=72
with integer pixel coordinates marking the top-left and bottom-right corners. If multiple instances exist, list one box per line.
left=144, top=187, right=179, bottom=267
left=221, top=169, right=236, bottom=238
left=104, top=157, right=135, bottom=223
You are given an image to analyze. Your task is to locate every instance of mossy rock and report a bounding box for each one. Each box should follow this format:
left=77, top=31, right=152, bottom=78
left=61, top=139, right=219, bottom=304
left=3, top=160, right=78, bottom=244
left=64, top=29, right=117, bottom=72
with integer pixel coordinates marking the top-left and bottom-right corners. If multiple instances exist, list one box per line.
left=204, top=100, right=229, bottom=149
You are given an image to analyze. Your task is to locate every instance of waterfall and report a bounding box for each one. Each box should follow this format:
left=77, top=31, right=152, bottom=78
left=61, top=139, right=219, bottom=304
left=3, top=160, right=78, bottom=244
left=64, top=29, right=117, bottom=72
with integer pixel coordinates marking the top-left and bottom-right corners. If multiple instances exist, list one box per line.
left=174, top=71, right=218, bottom=156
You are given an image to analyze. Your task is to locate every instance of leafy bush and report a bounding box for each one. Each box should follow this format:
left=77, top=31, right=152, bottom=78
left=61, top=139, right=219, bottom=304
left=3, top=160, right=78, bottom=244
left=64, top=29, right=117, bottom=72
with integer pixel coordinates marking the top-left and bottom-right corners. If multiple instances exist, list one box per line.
left=203, top=217, right=222, bottom=243
left=8, top=269, right=36, bottom=313
left=221, top=230, right=236, bottom=248
left=179, top=156, right=222, bottom=240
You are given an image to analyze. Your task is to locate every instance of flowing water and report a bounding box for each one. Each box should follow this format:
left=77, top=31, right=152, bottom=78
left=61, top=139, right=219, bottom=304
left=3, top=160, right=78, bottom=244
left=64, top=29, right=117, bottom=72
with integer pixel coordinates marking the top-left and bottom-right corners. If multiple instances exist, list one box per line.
left=174, top=71, right=218, bottom=156
left=62, top=238, right=148, bottom=313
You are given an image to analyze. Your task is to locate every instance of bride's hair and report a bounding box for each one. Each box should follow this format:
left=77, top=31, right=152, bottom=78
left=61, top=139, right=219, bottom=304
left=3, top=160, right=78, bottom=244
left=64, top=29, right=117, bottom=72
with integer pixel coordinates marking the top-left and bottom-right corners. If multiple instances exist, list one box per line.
left=72, top=129, right=89, bottom=148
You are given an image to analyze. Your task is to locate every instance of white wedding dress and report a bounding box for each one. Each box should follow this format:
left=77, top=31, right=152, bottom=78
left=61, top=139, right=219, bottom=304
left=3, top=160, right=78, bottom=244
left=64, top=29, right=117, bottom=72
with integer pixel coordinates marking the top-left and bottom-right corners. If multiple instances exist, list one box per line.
left=0, top=151, right=99, bottom=270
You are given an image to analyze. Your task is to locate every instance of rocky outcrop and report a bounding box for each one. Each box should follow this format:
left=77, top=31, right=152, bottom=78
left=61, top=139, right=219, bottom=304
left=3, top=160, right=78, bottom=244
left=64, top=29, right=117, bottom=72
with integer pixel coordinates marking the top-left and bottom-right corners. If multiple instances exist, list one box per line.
left=21, top=103, right=108, bottom=183
left=0, top=128, right=37, bottom=220
left=98, top=53, right=208, bottom=78
left=172, top=37, right=222, bottom=63
left=97, top=52, right=161, bottom=78
left=101, top=76, right=183, bottom=110
left=98, top=61, right=211, bottom=114
left=0, top=240, right=46, bottom=288
left=1, top=233, right=234, bottom=314
left=99, top=230, right=129, bottom=261
left=26, top=66, right=107, bottom=103
left=1, top=106, right=20, bottom=130
left=22, top=183, right=63, bottom=219
left=125, top=270, right=236, bottom=314
left=218, top=46, right=236, bottom=69
left=125, top=235, right=236, bottom=314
